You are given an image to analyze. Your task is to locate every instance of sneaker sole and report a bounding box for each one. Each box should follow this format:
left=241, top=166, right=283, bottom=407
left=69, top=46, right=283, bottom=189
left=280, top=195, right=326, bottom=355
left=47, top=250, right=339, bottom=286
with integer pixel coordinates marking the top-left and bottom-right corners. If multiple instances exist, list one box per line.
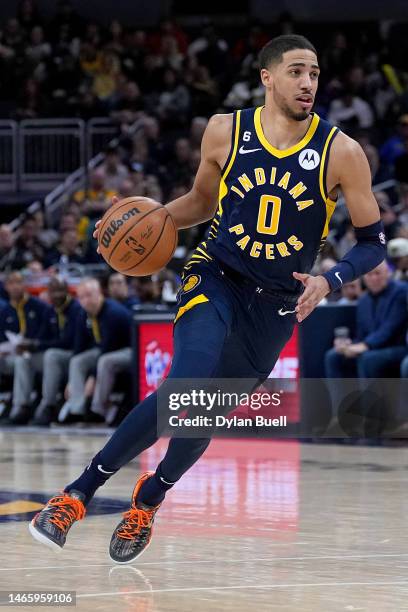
left=108, top=535, right=153, bottom=565
left=28, top=520, right=63, bottom=553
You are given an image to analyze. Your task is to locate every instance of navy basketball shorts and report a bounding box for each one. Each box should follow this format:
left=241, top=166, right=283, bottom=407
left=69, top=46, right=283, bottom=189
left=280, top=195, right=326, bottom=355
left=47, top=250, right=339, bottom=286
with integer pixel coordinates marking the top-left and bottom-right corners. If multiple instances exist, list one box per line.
left=174, top=258, right=297, bottom=381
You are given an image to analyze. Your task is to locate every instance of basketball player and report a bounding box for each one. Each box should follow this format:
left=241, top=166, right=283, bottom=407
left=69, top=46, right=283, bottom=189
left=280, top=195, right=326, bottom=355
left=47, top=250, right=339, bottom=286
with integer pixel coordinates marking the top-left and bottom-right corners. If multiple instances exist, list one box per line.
left=29, top=35, right=386, bottom=562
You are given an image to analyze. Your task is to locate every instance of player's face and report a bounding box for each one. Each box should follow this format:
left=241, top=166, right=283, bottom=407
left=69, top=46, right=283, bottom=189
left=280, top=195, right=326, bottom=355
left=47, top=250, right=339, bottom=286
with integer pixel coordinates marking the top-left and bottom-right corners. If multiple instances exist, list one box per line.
left=262, top=49, right=320, bottom=122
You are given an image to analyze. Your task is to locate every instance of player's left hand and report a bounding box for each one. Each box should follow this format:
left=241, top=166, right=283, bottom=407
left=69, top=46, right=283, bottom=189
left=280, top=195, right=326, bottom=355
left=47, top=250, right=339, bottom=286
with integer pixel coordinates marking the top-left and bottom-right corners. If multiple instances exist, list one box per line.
left=293, top=272, right=330, bottom=323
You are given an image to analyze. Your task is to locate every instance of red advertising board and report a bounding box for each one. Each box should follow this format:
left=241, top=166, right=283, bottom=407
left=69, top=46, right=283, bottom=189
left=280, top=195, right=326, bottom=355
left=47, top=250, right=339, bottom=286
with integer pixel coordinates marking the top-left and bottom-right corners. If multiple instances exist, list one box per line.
left=138, top=322, right=299, bottom=422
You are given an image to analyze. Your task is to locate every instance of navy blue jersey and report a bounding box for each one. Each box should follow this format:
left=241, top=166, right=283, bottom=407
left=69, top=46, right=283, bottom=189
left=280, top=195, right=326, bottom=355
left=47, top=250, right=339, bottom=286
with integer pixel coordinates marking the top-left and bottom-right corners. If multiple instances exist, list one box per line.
left=185, top=106, right=339, bottom=294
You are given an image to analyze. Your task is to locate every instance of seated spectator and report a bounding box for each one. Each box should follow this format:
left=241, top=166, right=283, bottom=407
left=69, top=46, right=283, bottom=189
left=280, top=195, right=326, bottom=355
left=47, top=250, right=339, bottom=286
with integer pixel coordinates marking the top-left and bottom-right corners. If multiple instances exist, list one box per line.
left=223, top=65, right=264, bottom=110
left=189, top=116, right=208, bottom=149
left=92, top=49, right=121, bottom=105
left=360, top=141, right=390, bottom=184
left=32, top=210, right=59, bottom=250
left=0, top=271, right=51, bottom=424
left=387, top=238, right=408, bottom=282
left=327, top=89, right=374, bottom=131
left=25, top=25, right=51, bottom=66
left=9, top=277, right=82, bottom=426
left=131, top=275, right=165, bottom=306
left=111, top=80, right=144, bottom=125
left=58, top=278, right=132, bottom=424
left=108, top=272, right=140, bottom=310
left=166, top=138, right=192, bottom=186
left=73, top=170, right=116, bottom=257
left=380, top=115, right=408, bottom=170
left=325, top=261, right=407, bottom=379
left=16, top=77, right=48, bottom=119
left=187, top=24, right=228, bottom=77
left=100, top=146, right=129, bottom=191
left=142, top=115, right=168, bottom=165
left=375, top=191, right=400, bottom=240
left=6, top=215, right=45, bottom=270
left=59, top=210, right=79, bottom=234
left=73, top=168, right=116, bottom=219
left=188, top=64, right=219, bottom=116
left=117, top=178, right=135, bottom=199
left=44, top=229, right=84, bottom=269
left=337, top=278, right=364, bottom=304
left=156, top=68, right=191, bottom=126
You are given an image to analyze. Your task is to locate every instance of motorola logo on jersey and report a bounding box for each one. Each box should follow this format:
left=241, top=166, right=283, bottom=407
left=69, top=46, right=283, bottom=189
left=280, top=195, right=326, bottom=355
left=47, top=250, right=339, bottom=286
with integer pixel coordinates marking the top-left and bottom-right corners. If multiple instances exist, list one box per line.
left=298, top=149, right=320, bottom=170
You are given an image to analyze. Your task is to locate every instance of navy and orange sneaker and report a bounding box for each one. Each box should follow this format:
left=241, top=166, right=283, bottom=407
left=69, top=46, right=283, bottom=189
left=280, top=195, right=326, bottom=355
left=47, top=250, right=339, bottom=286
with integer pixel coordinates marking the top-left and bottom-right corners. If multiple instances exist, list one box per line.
left=29, top=490, right=86, bottom=551
left=109, top=472, right=161, bottom=564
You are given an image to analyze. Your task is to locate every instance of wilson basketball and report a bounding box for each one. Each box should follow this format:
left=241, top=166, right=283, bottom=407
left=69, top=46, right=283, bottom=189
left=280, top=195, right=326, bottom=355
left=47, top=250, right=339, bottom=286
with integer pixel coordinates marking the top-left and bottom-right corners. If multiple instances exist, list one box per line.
left=97, top=196, right=177, bottom=276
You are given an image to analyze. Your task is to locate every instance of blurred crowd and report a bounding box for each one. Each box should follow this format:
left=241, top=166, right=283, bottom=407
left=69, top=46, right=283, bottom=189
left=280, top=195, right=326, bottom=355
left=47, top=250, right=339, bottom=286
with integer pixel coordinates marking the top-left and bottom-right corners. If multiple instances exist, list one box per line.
left=0, top=270, right=174, bottom=427
left=0, top=2, right=407, bottom=277
left=0, top=1, right=407, bottom=425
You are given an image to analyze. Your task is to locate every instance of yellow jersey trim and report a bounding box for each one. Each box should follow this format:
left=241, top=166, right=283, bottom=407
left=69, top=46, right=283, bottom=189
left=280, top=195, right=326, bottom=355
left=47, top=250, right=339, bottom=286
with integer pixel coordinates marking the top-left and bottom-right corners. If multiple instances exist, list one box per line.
left=254, top=106, right=320, bottom=158
left=218, top=110, right=241, bottom=205
left=319, top=126, right=338, bottom=201
left=321, top=197, right=337, bottom=239
left=174, top=294, right=209, bottom=324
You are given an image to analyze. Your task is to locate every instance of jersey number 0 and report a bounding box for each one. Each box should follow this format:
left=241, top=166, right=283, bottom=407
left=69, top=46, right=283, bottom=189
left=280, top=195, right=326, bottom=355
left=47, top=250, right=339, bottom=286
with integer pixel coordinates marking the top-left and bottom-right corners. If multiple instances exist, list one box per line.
left=256, top=195, right=281, bottom=235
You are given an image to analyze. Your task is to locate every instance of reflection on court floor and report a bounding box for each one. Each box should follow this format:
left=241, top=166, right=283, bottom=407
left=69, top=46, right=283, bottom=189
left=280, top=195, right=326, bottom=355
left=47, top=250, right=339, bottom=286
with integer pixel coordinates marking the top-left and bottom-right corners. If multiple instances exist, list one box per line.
left=1, top=431, right=408, bottom=611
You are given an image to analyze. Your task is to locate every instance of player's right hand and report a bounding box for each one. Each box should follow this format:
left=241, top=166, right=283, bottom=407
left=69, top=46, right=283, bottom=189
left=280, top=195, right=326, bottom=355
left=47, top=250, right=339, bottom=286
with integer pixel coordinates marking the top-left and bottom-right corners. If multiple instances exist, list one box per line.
left=92, top=195, right=119, bottom=253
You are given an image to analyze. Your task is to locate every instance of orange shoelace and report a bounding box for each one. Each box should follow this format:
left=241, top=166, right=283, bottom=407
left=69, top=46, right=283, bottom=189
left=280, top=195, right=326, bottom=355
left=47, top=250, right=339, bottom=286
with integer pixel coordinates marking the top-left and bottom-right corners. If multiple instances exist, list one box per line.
left=116, top=507, right=155, bottom=540
left=47, top=493, right=86, bottom=532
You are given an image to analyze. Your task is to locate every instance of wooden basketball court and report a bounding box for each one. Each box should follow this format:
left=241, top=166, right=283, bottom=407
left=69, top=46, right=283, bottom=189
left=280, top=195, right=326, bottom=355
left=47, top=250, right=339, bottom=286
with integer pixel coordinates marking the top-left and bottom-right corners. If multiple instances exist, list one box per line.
left=1, top=430, right=407, bottom=611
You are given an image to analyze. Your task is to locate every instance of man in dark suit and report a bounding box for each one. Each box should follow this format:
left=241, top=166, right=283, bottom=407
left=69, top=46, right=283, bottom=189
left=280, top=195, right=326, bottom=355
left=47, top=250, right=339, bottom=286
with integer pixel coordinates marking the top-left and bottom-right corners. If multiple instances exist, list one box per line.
left=17, top=277, right=82, bottom=426
left=58, top=277, right=132, bottom=424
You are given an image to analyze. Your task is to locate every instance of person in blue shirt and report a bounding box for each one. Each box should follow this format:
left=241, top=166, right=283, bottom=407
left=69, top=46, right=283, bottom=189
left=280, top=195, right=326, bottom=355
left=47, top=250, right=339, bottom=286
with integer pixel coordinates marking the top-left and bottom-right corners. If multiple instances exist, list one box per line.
left=379, top=115, right=408, bottom=170
left=0, top=271, right=51, bottom=424
left=325, top=261, right=407, bottom=379
left=58, top=277, right=132, bottom=424
left=6, top=276, right=82, bottom=426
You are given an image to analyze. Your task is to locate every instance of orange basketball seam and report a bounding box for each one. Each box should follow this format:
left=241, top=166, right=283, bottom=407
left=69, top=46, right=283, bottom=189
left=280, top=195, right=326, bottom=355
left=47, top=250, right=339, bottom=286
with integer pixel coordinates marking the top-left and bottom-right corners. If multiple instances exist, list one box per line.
left=121, top=211, right=175, bottom=273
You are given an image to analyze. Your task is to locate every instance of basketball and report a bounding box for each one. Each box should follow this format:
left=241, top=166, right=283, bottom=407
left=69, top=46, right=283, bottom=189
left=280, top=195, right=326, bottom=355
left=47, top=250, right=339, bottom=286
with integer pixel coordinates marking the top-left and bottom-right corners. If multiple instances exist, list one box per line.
left=97, top=196, right=178, bottom=276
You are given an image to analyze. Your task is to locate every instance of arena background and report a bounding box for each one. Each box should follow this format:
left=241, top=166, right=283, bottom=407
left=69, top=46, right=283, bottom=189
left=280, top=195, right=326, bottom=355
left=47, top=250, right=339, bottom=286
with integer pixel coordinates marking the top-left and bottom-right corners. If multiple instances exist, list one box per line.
left=0, top=2, right=407, bottom=610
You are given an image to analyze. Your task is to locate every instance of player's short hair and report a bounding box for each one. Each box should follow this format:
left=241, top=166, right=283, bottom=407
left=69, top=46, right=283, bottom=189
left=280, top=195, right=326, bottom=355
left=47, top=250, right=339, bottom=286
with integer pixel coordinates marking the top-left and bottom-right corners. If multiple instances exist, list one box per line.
left=259, top=35, right=317, bottom=69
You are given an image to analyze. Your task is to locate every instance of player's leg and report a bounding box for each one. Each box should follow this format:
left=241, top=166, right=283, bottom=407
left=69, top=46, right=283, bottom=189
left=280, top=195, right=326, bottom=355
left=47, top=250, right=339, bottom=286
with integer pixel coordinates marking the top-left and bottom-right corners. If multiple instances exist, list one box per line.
left=134, top=292, right=300, bottom=507
left=30, top=301, right=230, bottom=551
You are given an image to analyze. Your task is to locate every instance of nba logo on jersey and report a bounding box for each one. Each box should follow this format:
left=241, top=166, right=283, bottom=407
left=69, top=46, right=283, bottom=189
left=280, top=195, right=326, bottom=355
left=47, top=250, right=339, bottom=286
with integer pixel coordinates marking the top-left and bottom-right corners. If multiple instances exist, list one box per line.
left=298, top=149, right=320, bottom=170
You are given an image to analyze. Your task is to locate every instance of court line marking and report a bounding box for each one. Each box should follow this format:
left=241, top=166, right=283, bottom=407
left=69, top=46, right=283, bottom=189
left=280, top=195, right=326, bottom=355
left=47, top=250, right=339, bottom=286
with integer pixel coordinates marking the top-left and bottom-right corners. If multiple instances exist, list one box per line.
left=4, top=552, right=408, bottom=572
left=77, top=580, right=408, bottom=598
